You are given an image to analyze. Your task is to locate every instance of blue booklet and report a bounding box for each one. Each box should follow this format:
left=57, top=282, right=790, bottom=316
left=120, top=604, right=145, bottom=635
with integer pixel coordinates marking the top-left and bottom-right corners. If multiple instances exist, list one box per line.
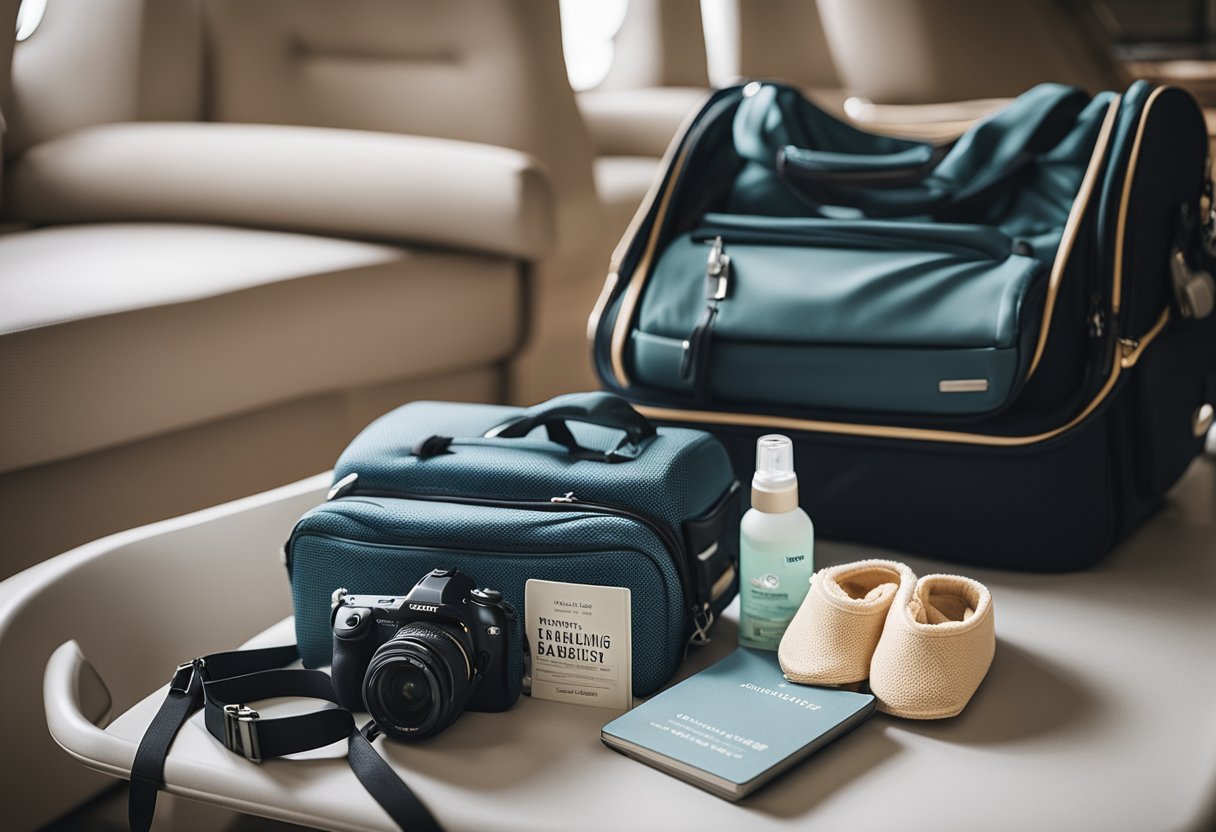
left=601, top=648, right=875, bottom=800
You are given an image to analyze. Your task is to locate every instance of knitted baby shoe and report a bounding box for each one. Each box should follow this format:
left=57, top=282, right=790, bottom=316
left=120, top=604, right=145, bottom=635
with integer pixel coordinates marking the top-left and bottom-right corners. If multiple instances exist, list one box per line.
left=869, top=573, right=995, bottom=719
left=779, top=559, right=916, bottom=686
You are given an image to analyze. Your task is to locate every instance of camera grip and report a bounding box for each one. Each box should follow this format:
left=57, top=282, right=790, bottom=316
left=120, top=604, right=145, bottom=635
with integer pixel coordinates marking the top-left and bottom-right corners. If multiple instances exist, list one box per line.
left=330, top=634, right=375, bottom=711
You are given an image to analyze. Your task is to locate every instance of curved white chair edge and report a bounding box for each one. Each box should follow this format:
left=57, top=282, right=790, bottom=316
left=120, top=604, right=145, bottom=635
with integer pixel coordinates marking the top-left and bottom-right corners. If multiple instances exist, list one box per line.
left=0, top=472, right=333, bottom=631
left=44, top=640, right=133, bottom=779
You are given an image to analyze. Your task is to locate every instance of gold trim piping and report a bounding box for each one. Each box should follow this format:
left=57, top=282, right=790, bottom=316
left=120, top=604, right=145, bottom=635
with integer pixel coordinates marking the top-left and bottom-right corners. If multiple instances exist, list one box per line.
left=637, top=305, right=1169, bottom=448
left=603, top=87, right=1168, bottom=447
left=600, top=90, right=717, bottom=387
left=609, top=143, right=693, bottom=386
left=609, top=91, right=717, bottom=276
left=1112, top=86, right=1168, bottom=315
left=1025, top=96, right=1122, bottom=379
left=1119, top=307, right=1170, bottom=369
left=587, top=272, right=618, bottom=344
left=636, top=343, right=1122, bottom=448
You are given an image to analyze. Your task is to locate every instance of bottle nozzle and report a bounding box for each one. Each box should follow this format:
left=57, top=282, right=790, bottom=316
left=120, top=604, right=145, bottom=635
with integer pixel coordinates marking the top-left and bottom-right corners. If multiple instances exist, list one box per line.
left=752, top=434, right=799, bottom=512
left=754, top=434, right=795, bottom=489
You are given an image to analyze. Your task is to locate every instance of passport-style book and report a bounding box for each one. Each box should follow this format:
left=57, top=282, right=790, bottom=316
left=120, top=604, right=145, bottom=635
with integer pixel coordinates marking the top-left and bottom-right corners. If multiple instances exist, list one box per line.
left=600, top=648, right=875, bottom=800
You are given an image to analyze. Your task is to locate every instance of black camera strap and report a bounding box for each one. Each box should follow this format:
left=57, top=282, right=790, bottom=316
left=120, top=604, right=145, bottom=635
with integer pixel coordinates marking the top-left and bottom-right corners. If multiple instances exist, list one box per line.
left=128, top=644, right=442, bottom=832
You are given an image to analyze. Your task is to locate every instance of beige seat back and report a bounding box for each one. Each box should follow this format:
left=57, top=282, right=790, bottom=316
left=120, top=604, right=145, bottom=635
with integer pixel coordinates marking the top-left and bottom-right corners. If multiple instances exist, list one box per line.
left=6, top=0, right=601, bottom=254
left=816, top=0, right=1123, bottom=104
left=203, top=0, right=601, bottom=255
left=596, top=0, right=708, bottom=91
left=723, top=0, right=841, bottom=90
left=4, top=0, right=203, bottom=156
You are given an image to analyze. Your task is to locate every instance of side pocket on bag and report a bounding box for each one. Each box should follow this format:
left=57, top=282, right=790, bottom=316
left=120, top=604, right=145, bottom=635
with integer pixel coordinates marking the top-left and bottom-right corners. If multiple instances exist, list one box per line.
left=683, top=482, right=742, bottom=614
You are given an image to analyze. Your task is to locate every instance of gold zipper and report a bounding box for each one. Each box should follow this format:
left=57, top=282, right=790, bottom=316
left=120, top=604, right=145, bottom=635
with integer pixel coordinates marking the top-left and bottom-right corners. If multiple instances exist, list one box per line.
left=594, top=85, right=1175, bottom=447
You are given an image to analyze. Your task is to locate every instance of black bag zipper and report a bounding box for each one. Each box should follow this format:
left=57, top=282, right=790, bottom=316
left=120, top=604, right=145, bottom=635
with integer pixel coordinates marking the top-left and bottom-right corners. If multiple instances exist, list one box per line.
left=313, top=473, right=701, bottom=627
left=692, top=216, right=1020, bottom=261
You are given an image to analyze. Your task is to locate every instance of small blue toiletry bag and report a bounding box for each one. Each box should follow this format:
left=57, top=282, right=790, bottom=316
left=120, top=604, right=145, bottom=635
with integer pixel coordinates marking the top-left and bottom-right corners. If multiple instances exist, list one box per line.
left=285, top=392, right=740, bottom=695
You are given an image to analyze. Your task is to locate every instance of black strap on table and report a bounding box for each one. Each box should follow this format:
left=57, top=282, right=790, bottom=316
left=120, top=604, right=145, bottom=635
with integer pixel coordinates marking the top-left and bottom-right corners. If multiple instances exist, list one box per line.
left=128, top=643, right=441, bottom=832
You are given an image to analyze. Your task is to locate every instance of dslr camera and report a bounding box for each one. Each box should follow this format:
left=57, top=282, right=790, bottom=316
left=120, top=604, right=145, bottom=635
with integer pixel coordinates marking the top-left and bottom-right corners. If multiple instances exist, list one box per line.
left=330, top=568, right=521, bottom=739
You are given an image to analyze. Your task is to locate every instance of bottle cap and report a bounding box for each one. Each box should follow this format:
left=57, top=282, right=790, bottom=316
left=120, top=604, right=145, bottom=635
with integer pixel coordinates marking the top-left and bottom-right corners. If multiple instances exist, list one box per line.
left=752, top=434, right=799, bottom=512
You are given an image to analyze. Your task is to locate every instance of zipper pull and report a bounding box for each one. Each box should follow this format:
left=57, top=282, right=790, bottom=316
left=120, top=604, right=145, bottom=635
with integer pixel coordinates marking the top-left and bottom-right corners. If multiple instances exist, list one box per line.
left=705, top=236, right=730, bottom=300
left=1087, top=297, right=1106, bottom=338
left=682, top=237, right=731, bottom=383
left=550, top=492, right=577, bottom=503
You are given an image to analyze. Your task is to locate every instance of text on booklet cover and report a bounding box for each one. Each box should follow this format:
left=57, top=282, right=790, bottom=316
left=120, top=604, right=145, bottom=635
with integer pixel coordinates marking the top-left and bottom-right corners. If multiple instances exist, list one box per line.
left=526, top=579, right=632, bottom=710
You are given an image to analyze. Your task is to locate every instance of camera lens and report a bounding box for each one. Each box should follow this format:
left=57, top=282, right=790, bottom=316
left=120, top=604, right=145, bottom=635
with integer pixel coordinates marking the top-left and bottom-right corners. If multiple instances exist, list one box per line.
left=381, top=664, right=431, bottom=714
left=362, top=622, right=474, bottom=739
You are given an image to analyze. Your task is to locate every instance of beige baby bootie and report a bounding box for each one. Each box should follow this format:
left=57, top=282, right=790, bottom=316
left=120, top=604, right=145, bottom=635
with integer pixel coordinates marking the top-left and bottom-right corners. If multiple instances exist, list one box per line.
left=779, top=559, right=916, bottom=685
left=869, top=573, right=995, bottom=719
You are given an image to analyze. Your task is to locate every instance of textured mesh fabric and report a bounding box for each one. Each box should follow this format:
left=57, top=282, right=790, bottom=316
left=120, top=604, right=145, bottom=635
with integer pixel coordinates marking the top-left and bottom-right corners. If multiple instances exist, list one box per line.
left=289, top=496, right=684, bottom=696
left=331, top=397, right=735, bottom=534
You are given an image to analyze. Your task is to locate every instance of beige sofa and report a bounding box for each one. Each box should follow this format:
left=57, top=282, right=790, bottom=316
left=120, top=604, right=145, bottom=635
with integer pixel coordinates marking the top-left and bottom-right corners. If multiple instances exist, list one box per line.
left=0, top=0, right=625, bottom=574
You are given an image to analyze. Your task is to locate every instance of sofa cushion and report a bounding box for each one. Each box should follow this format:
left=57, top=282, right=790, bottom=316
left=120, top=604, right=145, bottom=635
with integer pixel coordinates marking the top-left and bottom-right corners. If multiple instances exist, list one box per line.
left=0, top=223, right=521, bottom=474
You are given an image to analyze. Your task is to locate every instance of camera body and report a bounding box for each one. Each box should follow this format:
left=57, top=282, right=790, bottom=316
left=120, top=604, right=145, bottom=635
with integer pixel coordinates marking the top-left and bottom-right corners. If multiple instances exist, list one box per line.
left=331, top=568, right=520, bottom=739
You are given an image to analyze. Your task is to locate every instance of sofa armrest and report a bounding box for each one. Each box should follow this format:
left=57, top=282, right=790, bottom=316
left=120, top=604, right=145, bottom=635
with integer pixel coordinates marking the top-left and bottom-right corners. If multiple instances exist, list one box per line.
left=577, top=87, right=708, bottom=158
left=3, top=122, right=555, bottom=260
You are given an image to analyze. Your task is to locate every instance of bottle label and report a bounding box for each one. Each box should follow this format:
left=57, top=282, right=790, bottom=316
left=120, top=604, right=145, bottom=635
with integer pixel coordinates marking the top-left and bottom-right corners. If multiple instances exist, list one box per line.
left=749, top=573, right=782, bottom=591
left=739, top=544, right=813, bottom=651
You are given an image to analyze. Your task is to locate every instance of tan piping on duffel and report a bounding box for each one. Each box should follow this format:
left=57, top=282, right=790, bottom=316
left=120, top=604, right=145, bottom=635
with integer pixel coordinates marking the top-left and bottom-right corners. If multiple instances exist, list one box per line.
left=607, top=140, right=694, bottom=386
left=636, top=306, right=1169, bottom=447
left=595, top=86, right=1172, bottom=447
left=587, top=272, right=619, bottom=344
left=1112, top=86, right=1168, bottom=314
left=1025, top=96, right=1122, bottom=379
left=1119, top=307, right=1170, bottom=369
left=596, top=89, right=716, bottom=379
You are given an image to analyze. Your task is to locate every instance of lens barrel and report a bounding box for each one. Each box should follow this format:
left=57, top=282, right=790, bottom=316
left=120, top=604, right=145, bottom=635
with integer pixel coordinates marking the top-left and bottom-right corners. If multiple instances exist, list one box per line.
left=362, top=622, right=475, bottom=739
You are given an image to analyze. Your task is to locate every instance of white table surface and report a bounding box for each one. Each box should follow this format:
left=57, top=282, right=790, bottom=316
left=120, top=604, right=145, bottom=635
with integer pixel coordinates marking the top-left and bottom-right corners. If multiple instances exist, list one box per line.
left=46, top=458, right=1216, bottom=832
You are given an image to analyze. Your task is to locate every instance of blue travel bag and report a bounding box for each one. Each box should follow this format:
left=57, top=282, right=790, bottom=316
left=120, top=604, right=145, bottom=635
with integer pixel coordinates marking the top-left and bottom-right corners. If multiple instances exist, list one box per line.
left=285, top=392, right=740, bottom=695
left=591, top=79, right=1216, bottom=571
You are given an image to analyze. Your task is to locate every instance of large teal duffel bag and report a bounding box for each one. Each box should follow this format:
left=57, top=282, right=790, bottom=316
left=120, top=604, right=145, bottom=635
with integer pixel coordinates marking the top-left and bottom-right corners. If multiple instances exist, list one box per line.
left=285, top=392, right=740, bottom=695
left=591, top=80, right=1216, bottom=571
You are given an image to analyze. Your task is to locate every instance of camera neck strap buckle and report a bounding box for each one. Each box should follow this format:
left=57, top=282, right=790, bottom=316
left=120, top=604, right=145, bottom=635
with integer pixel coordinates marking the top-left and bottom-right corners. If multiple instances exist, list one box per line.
left=130, top=644, right=443, bottom=832
left=168, top=657, right=207, bottom=695
left=222, top=704, right=263, bottom=763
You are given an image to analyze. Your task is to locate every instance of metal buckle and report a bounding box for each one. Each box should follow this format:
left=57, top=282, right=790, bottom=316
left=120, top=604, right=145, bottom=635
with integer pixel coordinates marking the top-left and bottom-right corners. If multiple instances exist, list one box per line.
left=169, top=658, right=206, bottom=695
left=223, top=704, right=262, bottom=763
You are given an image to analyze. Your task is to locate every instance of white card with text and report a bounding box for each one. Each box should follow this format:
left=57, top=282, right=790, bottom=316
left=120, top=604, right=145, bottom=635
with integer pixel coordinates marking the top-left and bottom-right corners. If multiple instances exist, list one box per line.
left=525, top=579, right=632, bottom=711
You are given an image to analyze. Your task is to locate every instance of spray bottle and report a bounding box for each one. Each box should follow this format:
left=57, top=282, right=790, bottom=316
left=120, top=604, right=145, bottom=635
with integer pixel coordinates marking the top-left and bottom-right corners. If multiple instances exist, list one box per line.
left=738, top=434, right=815, bottom=650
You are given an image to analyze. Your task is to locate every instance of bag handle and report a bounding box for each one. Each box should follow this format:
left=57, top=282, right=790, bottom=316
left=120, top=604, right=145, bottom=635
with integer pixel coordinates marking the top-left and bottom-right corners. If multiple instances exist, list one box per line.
left=777, top=143, right=948, bottom=188
left=735, top=81, right=1089, bottom=216
left=483, top=392, right=657, bottom=462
